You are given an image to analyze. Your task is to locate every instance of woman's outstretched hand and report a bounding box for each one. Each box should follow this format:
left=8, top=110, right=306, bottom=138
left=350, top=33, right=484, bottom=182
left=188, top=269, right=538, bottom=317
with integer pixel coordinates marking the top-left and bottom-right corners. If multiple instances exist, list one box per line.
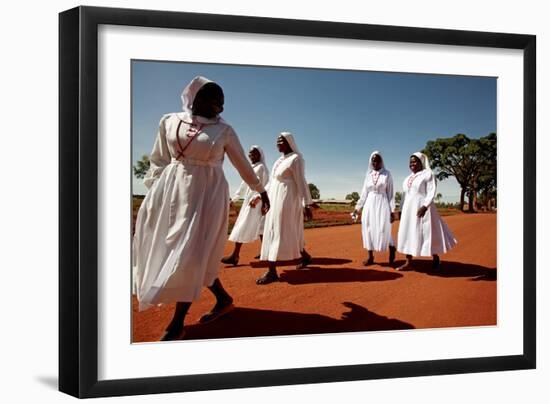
left=260, top=191, right=270, bottom=215
left=417, top=206, right=428, bottom=218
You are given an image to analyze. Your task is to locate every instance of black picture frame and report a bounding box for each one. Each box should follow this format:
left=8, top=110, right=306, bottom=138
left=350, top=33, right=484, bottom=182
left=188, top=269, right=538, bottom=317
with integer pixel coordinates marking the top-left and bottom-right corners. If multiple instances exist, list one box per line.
left=59, top=5, right=536, bottom=398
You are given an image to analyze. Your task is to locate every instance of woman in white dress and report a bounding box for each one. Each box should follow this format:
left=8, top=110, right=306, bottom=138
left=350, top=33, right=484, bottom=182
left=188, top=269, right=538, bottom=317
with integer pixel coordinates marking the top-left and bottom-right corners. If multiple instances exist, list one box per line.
left=133, top=76, right=270, bottom=340
left=257, top=132, right=314, bottom=285
left=221, top=145, right=270, bottom=265
left=396, top=152, right=457, bottom=270
left=353, top=151, right=397, bottom=266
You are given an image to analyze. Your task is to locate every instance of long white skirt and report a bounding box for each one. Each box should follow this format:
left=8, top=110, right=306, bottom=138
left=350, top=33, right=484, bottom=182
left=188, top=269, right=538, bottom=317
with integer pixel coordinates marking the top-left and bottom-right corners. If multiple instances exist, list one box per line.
left=229, top=193, right=263, bottom=243
left=132, top=161, right=229, bottom=311
left=397, top=193, right=457, bottom=257
left=260, top=178, right=304, bottom=261
left=361, top=192, right=394, bottom=251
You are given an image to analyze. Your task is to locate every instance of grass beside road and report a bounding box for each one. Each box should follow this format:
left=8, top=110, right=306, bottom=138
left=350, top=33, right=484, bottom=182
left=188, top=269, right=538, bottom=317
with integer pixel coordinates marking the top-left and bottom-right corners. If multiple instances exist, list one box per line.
left=132, top=196, right=464, bottom=233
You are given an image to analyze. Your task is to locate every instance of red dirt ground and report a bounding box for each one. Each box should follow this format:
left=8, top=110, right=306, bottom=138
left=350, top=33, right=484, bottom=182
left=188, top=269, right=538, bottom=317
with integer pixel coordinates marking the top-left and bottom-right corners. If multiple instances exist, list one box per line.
left=132, top=213, right=496, bottom=342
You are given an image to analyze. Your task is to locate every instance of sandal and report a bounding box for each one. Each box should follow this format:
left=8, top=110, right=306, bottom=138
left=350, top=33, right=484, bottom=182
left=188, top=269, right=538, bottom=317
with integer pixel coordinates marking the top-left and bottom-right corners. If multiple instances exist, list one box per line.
left=256, top=271, right=279, bottom=285
left=199, top=302, right=235, bottom=324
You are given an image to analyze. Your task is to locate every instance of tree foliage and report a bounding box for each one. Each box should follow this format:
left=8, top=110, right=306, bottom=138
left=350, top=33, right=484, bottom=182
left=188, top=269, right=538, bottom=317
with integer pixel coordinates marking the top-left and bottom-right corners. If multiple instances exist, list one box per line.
left=423, top=133, right=496, bottom=212
left=133, top=155, right=150, bottom=179
left=345, top=191, right=360, bottom=205
left=309, top=183, right=320, bottom=199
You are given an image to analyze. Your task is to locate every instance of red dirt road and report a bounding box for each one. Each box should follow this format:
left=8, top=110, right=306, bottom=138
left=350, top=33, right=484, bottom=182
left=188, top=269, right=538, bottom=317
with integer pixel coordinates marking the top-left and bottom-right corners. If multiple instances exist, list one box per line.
left=132, top=213, right=496, bottom=342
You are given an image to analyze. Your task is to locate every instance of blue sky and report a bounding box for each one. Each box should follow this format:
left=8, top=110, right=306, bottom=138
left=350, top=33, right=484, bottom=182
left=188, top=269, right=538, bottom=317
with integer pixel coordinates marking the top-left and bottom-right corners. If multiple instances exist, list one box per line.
left=132, top=60, right=496, bottom=202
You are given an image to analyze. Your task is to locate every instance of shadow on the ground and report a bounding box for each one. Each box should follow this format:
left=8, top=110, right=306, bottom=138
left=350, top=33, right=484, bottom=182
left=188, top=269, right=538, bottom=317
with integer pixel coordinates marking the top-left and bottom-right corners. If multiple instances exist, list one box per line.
left=279, top=267, right=403, bottom=284
left=183, top=302, right=414, bottom=340
left=250, top=257, right=353, bottom=268
left=393, top=259, right=496, bottom=280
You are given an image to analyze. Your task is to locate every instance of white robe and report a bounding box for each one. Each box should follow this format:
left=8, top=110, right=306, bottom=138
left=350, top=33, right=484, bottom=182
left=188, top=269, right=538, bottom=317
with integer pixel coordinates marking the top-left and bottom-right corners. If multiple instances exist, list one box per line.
left=133, top=113, right=264, bottom=310
left=260, top=152, right=312, bottom=261
left=356, top=168, right=395, bottom=251
left=228, top=163, right=269, bottom=243
left=397, top=169, right=457, bottom=256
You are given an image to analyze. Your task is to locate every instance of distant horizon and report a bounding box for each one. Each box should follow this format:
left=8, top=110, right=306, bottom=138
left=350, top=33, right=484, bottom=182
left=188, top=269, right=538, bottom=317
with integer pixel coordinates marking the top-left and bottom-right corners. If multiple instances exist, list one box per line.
left=132, top=61, right=496, bottom=203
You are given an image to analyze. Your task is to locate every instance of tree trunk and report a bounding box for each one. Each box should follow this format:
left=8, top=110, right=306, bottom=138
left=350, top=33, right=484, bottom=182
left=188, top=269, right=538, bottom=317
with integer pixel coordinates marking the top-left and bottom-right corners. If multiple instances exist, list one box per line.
left=460, top=188, right=466, bottom=212
left=468, top=189, right=475, bottom=212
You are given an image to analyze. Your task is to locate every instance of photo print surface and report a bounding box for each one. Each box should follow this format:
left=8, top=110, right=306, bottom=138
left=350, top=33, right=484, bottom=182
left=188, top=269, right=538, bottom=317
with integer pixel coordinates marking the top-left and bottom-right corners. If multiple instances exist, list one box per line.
left=131, top=60, right=497, bottom=343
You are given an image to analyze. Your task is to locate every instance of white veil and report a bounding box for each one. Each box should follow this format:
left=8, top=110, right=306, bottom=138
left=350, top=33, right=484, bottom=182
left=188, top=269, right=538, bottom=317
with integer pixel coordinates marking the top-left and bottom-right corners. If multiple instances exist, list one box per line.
left=178, top=75, right=225, bottom=123
left=412, top=152, right=431, bottom=171
left=250, top=145, right=267, bottom=167
left=280, top=131, right=302, bottom=157
left=368, top=150, right=385, bottom=172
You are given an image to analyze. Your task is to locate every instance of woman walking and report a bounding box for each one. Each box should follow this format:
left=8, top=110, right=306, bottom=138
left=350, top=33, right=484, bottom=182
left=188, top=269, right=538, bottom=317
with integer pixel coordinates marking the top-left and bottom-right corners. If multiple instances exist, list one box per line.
left=133, top=76, right=270, bottom=340
left=396, top=152, right=457, bottom=270
left=353, top=151, right=396, bottom=266
left=257, top=132, right=313, bottom=285
left=221, top=146, right=269, bottom=265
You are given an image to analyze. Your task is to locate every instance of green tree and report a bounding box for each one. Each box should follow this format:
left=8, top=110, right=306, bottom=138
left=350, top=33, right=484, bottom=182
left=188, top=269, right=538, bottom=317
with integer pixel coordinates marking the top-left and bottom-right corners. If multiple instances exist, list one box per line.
left=309, top=183, right=320, bottom=199
left=133, top=155, right=150, bottom=179
left=475, top=133, right=497, bottom=210
left=345, top=192, right=360, bottom=205
left=423, top=133, right=496, bottom=212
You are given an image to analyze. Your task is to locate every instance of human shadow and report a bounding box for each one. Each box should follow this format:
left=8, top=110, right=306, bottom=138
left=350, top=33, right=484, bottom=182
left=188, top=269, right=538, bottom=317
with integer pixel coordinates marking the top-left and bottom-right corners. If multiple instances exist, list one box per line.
left=184, top=302, right=414, bottom=340
left=393, top=259, right=496, bottom=280
left=250, top=257, right=353, bottom=268
left=279, top=267, right=403, bottom=285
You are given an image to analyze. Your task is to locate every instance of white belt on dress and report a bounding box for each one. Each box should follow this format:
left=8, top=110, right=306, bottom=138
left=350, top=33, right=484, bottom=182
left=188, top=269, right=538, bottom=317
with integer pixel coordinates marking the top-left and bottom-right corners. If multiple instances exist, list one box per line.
left=171, top=157, right=222, bottom=168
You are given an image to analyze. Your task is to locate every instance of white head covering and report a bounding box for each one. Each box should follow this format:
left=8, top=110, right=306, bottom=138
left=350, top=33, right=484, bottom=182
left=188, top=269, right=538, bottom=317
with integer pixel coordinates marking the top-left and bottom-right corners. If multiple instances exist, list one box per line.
left=250, top=145, right=267, bottom=167
left=411, top=152, right=431, bottom=171
left=178, top=76, right=225, bottom=123
left=180, top=76, right=211, bottom=115
left=280, top=131, right=302, bottom=157
left=368, top=150, right=385, bottom=172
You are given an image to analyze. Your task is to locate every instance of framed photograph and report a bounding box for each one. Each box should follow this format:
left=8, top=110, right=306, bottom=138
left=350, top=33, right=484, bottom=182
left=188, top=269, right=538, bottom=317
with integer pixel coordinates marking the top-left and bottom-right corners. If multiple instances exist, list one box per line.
left=59, top=5, right=536, bottom=398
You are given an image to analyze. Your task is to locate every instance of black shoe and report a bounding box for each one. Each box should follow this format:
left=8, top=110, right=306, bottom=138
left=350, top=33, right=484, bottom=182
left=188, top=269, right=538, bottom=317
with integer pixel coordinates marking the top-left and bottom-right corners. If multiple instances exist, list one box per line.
left=256, top=271, right=279, bottom=285
left=221, top=255, right=239, bottom=266
left=199, top=303, right=235, bottom=324
left=160, top=326, right=186, bottom=341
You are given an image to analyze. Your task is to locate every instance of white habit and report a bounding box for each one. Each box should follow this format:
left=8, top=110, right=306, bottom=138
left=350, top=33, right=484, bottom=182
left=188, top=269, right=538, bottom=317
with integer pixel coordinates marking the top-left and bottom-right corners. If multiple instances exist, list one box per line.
left=260, top=133, right=312, bottom=261
left=228, top=146, right=269, bottom=243
left=133, top=76, right=265, bottom=311
left=356, top=151, right=395, bottom=252
left=397, top=152, right=457, bottom=256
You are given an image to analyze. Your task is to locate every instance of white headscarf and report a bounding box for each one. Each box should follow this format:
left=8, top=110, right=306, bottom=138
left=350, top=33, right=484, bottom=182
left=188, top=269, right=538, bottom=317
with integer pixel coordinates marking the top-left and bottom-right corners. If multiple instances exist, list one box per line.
left=180, top=76, right=211, bottom=115
left=412, top=152, right=431, bottom=171
left=250, top=145, right=267, bottom=167
left=280, top=131, right=302, bottom=157
left=368, top=150, right=385, bottom=172
left=178, top=76, right=225, bottom=123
